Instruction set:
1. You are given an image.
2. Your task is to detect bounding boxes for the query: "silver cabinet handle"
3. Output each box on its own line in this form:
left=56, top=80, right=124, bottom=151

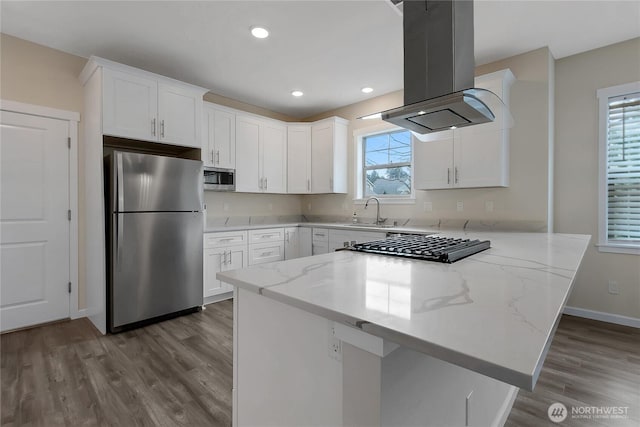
left=307, top=179, right=310, bottom=191
left=160, top=120, right=165, bottom=138
left=216, top=150, right=220, bottom=165
left=229, top=250, right=233, bottom=264
left=210, top=150, right=214, bottom=163
left=264, top=177, right=268, bottom=190
left=151, top=118, right=156, bottom=136
left=219, top=252, right=223, bottom=270
left=455, top=167, right=459, bottom=184
left=447, top=168, right=451, bottom=184
left=285, top=231, right=290, bottom=243
left=260, top=251, right=273, bottom=257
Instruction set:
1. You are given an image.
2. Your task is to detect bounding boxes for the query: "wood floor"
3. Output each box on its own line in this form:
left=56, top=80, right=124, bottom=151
left=2, top=304, right=638, bottom=427
left=1, top=301, right=233, bottom=427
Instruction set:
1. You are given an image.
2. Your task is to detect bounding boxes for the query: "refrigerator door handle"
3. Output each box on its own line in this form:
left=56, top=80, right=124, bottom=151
left=116, top=214, right=123, bottom=269
left=116, top=152, right=124, bottom=212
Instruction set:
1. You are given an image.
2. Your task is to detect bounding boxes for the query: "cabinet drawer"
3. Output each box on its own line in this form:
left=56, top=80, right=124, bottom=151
left=204, top=230, right=247, bottom=248
left=248, top=241, right=285, bottom=266
left=248, top=228, right=285, bottom=244
left=312, top=228, right=329, bottom=243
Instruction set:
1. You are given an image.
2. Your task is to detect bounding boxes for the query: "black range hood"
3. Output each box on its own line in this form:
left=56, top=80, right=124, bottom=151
left=375, top=0, right=498, bottom=134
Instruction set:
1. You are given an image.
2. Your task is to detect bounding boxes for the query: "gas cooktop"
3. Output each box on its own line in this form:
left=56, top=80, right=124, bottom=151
left=348, top=235, right=490, bottom=263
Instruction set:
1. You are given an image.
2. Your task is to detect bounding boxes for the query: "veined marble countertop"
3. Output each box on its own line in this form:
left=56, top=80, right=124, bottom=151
left=217, top=230, right=590, bottom=391
left=204, top=221, right=438, bottom=235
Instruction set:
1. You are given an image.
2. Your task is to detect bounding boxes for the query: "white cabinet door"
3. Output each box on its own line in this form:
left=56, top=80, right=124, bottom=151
left=203, top=106, right=236, bottom=169
left=414, top=135, right=454, bottom=190
left=236, top=115, right=261, bottom=192
left=214, top=109, right=236, bottom=169
left=103, top=68, right=157, bottom=142
left=311, top=122, right=334, bottom=193
left=287, top=125, right=312, bottom=193
left=158, top=82, right=201, bottom=148
left=284, top=227, right=300, bottom=260
left=261, top=121, right=287, bottom=193
left=248, top=241, right=285, bottom=266
left=204, top=245, right=246, bottom=298
left=299, top=227, right=312, bottom=258
left=454, top=127, right=508, bottom=188
left=204, top=247, right=225, bottom=298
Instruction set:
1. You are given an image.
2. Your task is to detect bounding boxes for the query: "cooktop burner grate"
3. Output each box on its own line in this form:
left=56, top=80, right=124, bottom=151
left=348, top=235, right=490, bottom=263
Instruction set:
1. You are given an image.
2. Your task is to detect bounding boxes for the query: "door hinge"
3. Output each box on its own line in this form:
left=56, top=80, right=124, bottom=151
left=68, top=282, right=72, bottom=293
left=68, top=210, right=71, bottom=221
left=67, top=137, right=71, bottom=149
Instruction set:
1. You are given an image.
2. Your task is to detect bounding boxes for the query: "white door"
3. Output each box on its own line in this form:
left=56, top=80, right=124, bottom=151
left=204, top=247, right=225, bottom=298
left=287, top=126, right=311, bottom=193
left=284, top=227, right=300, bottom=260
left=261, top=122, right=287, bottom=194
left=102, top=68, right=158, bottom=142
left=454, top=127, right=508, bottom=188
left=0, top=111, right=70, bottom=332
left=158, top=82, right=201, bottom=148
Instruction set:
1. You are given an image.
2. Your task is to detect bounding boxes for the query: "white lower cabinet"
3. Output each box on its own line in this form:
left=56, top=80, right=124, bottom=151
left=284, top=227, right=300, bottom=260
left=311, top=228, right=329, bottom=255
left=204, top=231, right=248, bottom=300
left=248, top=228, right=285, bottom=266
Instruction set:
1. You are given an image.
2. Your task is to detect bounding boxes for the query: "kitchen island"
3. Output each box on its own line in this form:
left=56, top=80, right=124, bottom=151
left=217, top=231, right=590, bottom=426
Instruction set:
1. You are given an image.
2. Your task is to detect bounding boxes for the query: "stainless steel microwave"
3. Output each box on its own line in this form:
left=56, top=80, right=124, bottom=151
left=203, top=167, right=235, bottom=191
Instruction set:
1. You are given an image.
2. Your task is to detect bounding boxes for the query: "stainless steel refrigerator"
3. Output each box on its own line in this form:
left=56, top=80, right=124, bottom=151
left=105, top=151, right=203, bottom=333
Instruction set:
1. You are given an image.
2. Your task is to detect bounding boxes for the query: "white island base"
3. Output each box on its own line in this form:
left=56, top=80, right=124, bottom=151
left=234, top=287, right=518, bottom=427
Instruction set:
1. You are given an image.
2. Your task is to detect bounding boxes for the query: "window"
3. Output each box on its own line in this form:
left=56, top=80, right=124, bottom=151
left=597, top=82, right=640, bottom=254
left=360, top=129, right=413, bottom=199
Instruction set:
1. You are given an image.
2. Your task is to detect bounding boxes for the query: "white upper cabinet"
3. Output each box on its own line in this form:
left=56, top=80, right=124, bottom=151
left=236, top=115, right=287, bottom=193
left=414, top=69, right=515, bottom=190
left=261, top=121, right=287, bottom=193
left=287, top=125, right=312, bottom=193
left=103, top=68, right=158, bottom=142
left=203, top=103, right=236, bottom=169
left=235, top=115, right=261, bottom=192
left=157, top=83, right=202, bottom=148
left=311, top=117, right=348, bottom=194
left=82, top=56, right=207, bottom=148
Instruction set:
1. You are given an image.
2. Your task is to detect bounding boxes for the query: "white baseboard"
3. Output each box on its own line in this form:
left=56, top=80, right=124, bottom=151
left=203, top=292, right=233, bottom=306
left=563, top=306, right=640, bottom=328
left=71, top=308, right=88, bottom=320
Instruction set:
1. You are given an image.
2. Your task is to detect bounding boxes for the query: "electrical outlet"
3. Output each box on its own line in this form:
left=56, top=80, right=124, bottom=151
left=457, top=201, right=464, bottom=212
left=223, top=203, right=229, bottom=212
left=608, top=280, right=619, bottom=295
left=485, top=201, right=494, bottom=213
left=424, top=201, right=433, bottom=212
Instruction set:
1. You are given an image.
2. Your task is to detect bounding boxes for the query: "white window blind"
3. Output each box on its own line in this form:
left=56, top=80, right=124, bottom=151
left=606, top=91, right=640, bottom=242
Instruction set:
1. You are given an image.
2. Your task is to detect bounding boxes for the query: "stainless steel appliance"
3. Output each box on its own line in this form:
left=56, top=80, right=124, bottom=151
left=204, top=166, right=235, bottom=191
left=105, top=151, right=203, bottom=333
left=348, top=234, right=490, bottom=263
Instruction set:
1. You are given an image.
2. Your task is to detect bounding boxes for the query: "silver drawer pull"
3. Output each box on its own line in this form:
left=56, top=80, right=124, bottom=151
left=260, top=251, right=273, bottom=257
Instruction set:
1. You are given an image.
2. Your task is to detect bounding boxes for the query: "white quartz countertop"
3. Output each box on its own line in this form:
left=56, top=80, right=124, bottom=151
left=204, top=222, right=437, bottom=235
left=217, top=230, right=590, bottom=390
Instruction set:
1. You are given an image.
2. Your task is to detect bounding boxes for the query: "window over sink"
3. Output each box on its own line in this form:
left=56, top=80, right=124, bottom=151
left=355, top=127, right=414, bottom=202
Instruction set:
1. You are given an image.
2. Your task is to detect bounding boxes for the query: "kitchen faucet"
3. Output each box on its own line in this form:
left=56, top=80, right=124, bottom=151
left=364, top=197, right=387, bottom=225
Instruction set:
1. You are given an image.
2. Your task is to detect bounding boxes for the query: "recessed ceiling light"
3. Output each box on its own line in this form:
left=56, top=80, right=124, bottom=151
left=250, top=26, right=269, bottom=39
left=361, top=87, right=374, bottom=94
left=418, top=111, right=426, bottom=115
left=291, top=90, right=304, bottom=97
left=450, top=126, right=457, bottom=130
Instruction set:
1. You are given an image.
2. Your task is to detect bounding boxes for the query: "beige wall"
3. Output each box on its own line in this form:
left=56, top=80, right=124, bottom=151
left=302, top=48, right=554, bottom=227
left=555, top=38, right=640, bottom=318
left=1, top=33, right=89, bottom=308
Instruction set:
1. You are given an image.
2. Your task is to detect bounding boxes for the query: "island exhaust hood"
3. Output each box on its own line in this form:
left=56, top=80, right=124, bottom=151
left=373, top=0, right=500, bottom=134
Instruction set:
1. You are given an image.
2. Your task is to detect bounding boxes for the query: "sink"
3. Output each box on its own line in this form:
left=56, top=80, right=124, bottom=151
left=344, top=223, right=396, bottom=229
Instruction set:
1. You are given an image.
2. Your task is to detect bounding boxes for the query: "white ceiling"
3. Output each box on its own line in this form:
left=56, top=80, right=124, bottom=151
left=2, top=1, right=639, bottom=119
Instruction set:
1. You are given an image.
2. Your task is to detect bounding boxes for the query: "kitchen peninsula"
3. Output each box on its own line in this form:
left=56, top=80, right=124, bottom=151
left=218, top=230, right=590, bottom=426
